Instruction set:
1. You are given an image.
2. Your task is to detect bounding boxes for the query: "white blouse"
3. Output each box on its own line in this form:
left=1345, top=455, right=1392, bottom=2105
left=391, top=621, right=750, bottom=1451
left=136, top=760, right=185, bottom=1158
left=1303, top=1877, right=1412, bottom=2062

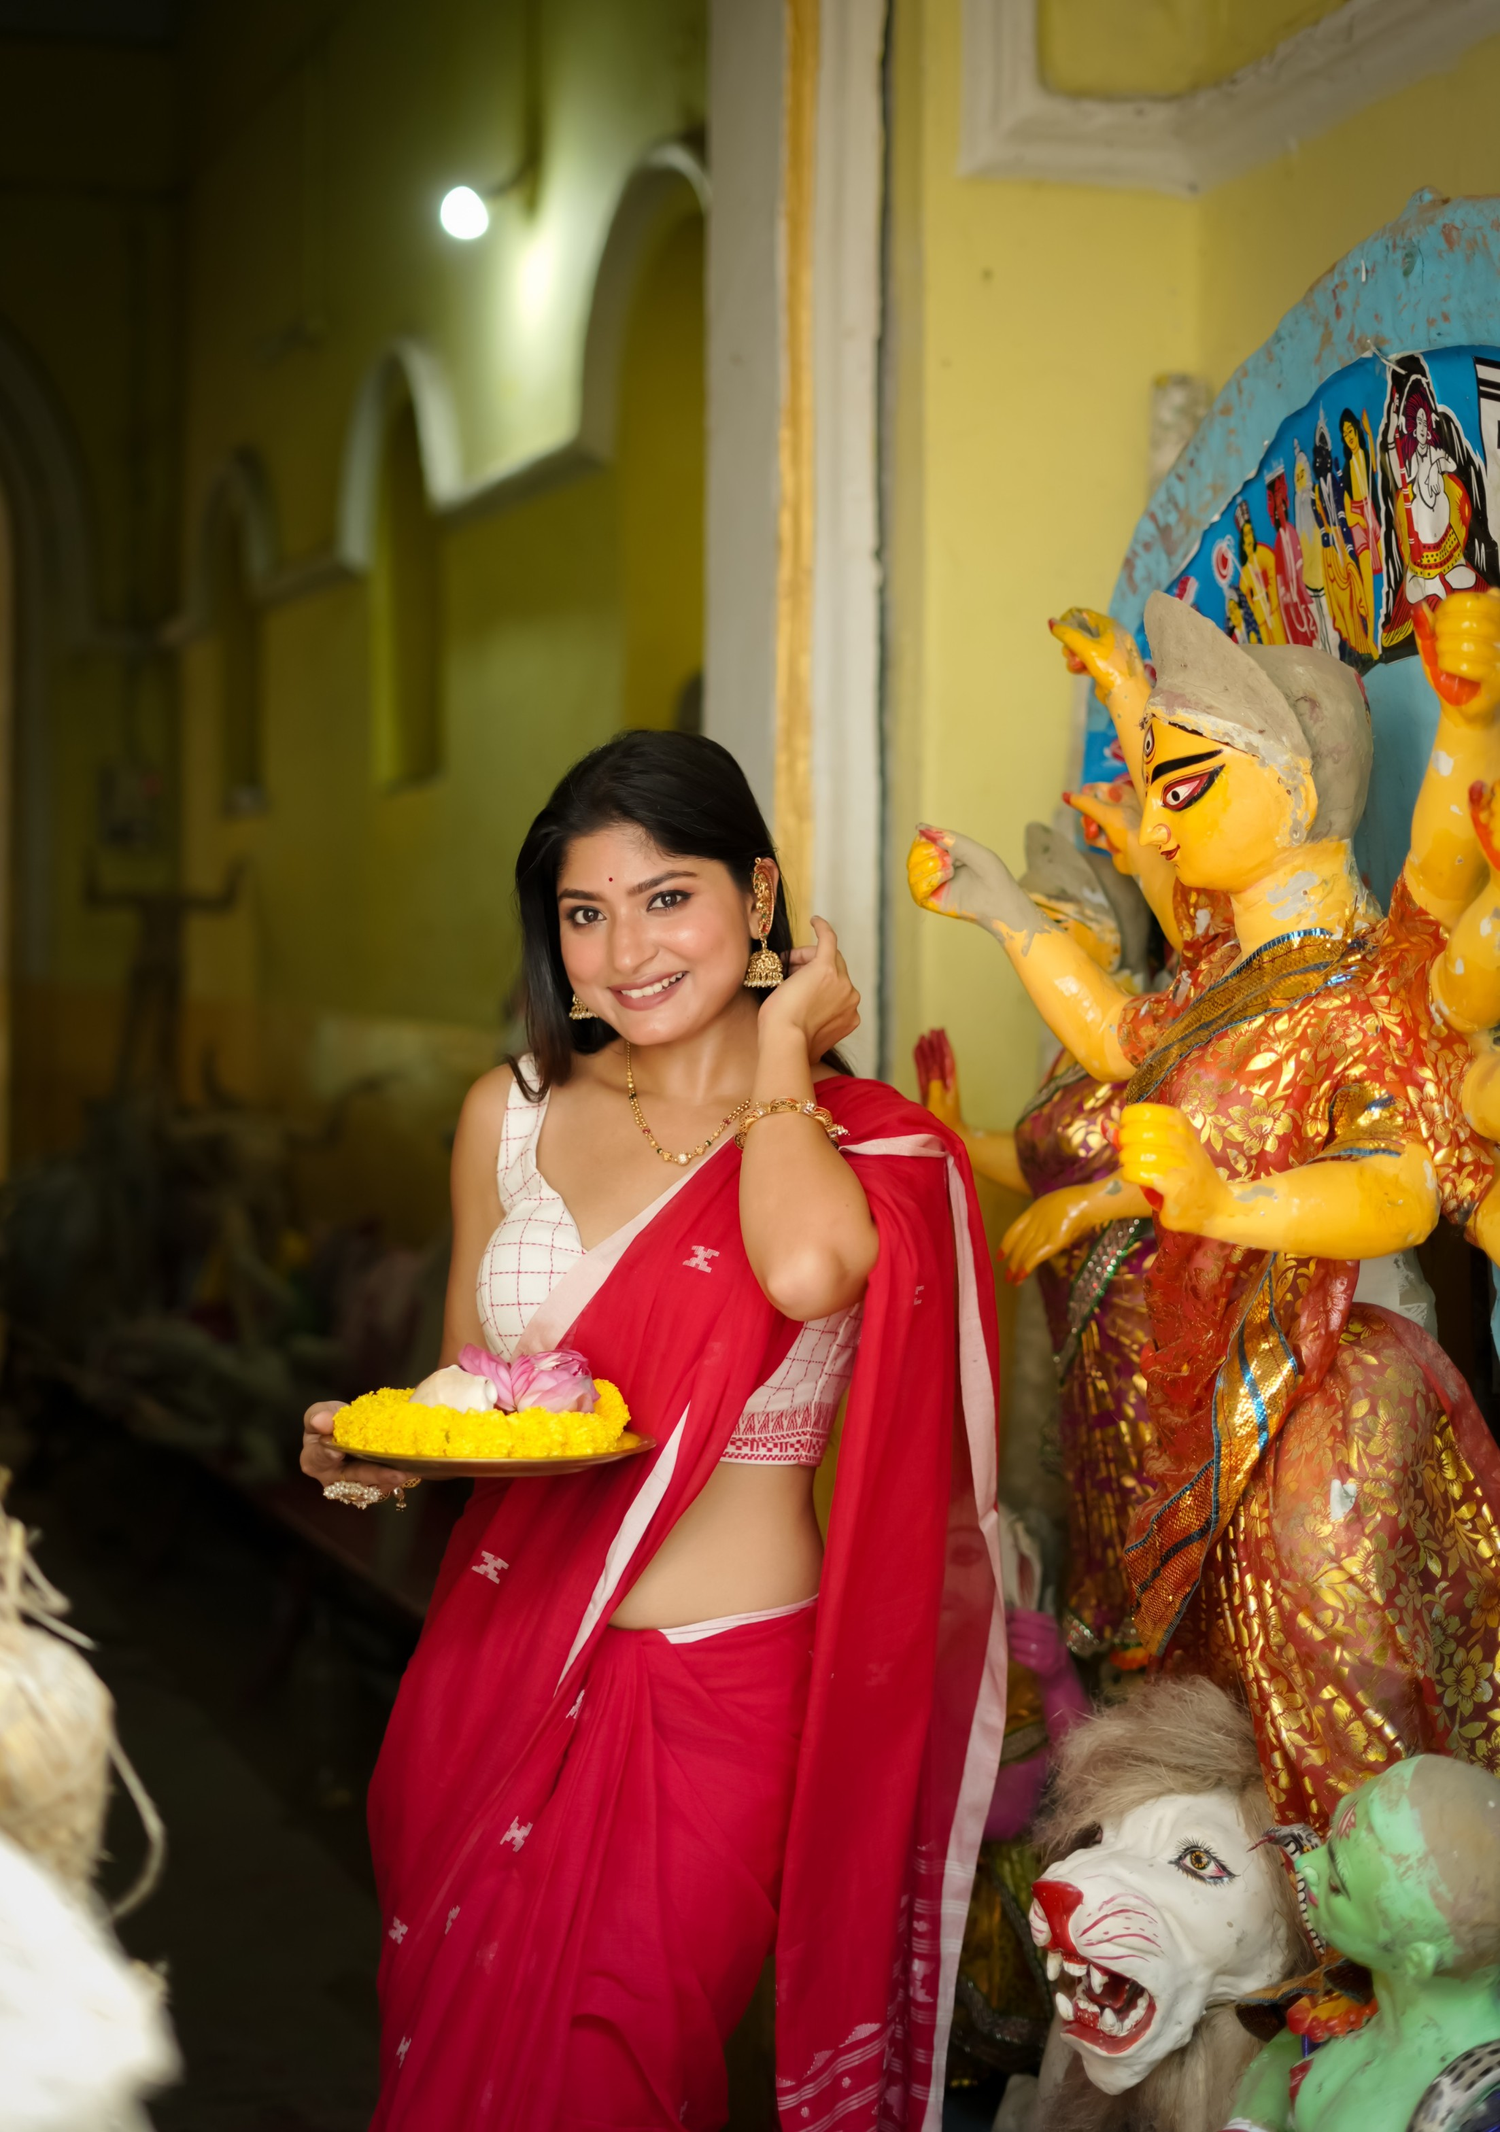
left=476, top=1066, right=860, bottom=1465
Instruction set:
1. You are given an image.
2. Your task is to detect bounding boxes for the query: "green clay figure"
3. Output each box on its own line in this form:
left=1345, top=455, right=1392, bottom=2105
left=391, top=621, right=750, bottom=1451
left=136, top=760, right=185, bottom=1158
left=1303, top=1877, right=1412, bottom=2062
left=1229, top=1756, right=1500, bottom=2132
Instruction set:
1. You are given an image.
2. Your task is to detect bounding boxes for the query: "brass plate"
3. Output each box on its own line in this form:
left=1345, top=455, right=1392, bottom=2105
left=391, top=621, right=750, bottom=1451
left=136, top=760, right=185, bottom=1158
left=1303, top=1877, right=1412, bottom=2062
left=343, top=1431, right=656, bottom=1480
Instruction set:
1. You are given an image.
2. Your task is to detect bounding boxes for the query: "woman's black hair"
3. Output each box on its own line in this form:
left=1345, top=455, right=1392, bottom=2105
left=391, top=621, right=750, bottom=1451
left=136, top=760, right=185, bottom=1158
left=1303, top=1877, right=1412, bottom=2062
left=511, top=729, right=843, bottom=1095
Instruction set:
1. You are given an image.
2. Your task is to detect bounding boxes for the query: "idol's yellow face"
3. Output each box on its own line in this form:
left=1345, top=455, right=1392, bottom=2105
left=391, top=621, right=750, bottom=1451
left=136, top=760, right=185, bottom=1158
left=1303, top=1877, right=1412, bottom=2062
left=1139, top=716, right=1301, bottom=892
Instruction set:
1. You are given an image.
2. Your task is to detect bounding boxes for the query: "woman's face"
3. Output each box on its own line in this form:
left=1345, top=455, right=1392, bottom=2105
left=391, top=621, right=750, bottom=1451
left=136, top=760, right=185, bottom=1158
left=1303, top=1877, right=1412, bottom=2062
left=1139, top=715, right=1301, bottom=891
left=556, top=822, right=763, bottom=1045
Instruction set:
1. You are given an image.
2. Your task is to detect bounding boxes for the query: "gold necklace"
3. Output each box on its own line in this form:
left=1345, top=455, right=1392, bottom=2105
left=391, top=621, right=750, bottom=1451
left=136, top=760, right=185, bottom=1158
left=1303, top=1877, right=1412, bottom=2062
left=624, top=1043, right=753, bottom=1167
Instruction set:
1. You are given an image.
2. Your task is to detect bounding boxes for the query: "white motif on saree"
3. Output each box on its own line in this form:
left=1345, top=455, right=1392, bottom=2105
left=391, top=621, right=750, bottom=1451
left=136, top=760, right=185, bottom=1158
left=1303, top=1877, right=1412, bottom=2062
left=473, top=1552, right=509, bottom=1583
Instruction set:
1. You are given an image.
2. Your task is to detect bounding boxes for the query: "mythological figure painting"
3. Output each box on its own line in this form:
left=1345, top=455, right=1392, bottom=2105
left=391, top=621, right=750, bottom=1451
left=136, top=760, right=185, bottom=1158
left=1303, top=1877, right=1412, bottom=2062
left=1080, top=346, right=1500, bottom=795
left=1378, top=352, right=1496, bottom=652
left=1265, top=465, right=1319, bottom=649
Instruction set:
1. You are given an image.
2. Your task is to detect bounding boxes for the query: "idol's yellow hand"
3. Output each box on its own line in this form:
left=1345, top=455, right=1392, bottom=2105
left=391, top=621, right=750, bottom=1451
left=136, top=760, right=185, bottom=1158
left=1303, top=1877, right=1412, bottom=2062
left=1463, top=1037, right=1500, bottom=1141
left=1066, top=788, right=1141, bottom=874
left=1000, top=1182, right=1103, bottom=1278
left=1472, top=1174, right=1500, bottom=1266
left=1051, top=608, right=1153, bottom=798
left=1049, top=607, right=1151, bottom=716
left=908, top=829, right=958, bottom=916
left=1116, top=1103, right=1234, bottom=1232
left=1428, top=786, right=1500, bottom=1033
left=1066, top=785, right=1183, bottom=949
left=908, top=826, right=1032, bottom=933
left=914, top=1028, right=1028, bottom=1191
left=915, top=1027, right=962, bottom=1129
left=1416, top=589, right=1500, bottom=725
left=1472, top=778, right=1500, bottom=873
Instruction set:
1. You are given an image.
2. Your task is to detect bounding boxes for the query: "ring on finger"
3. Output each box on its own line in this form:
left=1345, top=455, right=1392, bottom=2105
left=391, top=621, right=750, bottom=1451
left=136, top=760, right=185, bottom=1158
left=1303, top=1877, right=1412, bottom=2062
left=323, top=1479, right=383, bottom=1511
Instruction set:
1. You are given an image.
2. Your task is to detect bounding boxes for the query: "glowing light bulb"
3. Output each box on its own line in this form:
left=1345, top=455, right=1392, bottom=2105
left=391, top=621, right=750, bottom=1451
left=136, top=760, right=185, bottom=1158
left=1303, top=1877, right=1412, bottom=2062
left=440, top=186, right=490, bottom=241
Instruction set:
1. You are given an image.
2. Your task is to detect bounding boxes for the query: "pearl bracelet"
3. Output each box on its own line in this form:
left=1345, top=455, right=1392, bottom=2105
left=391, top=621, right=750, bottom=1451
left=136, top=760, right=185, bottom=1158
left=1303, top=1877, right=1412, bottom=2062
left=734, top=1099, right=849, bottom=1150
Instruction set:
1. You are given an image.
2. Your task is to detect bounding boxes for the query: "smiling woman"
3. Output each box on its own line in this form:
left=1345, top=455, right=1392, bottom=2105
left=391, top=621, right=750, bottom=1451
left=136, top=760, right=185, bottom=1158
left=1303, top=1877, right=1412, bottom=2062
left=298, top=729, right=1007, bottom=2131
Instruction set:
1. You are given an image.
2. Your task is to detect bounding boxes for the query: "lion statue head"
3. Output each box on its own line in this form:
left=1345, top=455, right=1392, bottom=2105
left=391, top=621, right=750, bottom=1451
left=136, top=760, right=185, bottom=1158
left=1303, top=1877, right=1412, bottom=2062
left=1027, top=1675, right=1310, bottom=2132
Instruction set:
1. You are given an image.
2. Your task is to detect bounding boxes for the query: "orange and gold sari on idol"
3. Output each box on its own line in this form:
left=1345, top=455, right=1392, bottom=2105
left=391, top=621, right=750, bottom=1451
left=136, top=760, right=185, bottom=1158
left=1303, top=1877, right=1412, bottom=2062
left=1014, top=887, right=1234, bottom=1668
left=1013, top=1058, right=1156, bottom=1665
left=1117, top=878, right=1500, bottom=1830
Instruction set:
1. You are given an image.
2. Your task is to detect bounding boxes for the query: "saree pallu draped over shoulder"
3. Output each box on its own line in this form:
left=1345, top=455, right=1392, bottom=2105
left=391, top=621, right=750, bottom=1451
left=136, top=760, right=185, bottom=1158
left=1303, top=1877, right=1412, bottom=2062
left=366, top=1077, right=1006, bottom=2132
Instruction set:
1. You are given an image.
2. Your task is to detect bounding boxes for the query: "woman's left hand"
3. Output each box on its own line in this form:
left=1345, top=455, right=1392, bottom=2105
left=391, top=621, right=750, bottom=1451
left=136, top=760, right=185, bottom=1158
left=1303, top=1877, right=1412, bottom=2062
left=758, top=916, right=860, bottom=1062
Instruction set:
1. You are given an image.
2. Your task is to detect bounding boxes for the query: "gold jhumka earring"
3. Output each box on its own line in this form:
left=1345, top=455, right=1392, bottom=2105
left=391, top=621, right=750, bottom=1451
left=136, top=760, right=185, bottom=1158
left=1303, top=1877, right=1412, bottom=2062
left=743, top=861, right=784, bottom=989
left=569, top=993, right=593, bottom=1020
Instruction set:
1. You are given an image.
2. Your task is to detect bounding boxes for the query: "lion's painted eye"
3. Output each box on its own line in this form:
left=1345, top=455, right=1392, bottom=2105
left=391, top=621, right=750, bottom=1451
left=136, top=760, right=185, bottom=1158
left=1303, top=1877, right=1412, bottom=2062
left=1159, top=765, right=1223, bottom=814
left=1172, top=1842, right=1235, bottom=1885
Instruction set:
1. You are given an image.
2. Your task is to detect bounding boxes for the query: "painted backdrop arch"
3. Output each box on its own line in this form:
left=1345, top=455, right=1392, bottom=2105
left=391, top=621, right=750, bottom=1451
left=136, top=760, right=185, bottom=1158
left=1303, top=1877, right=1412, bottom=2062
left=1099, top=189, right=1500, bottom=905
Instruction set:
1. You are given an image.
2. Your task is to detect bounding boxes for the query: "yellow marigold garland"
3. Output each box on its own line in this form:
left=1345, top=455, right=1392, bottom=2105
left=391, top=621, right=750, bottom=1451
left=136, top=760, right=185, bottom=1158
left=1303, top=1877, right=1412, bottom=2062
left=333, top=1379, right=631, bottom=1462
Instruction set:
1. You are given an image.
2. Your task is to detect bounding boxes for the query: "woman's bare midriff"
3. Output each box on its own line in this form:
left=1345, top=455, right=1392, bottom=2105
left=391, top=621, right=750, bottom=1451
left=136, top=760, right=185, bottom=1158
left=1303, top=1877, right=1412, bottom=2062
left=608, top=1460, right=824, bottom=1630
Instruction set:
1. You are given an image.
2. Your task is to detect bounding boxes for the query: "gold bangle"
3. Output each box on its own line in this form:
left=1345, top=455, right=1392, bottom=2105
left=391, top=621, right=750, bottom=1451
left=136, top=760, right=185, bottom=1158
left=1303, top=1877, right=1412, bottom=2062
left=734, top=1099, right=849, bottom=1150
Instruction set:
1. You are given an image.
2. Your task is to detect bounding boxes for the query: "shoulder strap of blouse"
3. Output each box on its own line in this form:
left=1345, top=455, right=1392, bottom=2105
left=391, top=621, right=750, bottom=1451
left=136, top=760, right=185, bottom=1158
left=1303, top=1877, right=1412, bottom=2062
left=497, top=1061, right=548, bottom=1199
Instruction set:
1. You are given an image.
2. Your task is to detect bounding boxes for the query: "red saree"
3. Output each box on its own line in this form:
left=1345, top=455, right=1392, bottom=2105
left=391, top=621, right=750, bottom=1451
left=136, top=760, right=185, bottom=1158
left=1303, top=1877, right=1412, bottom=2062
left=365, top=1076, right=1005, bottom=2131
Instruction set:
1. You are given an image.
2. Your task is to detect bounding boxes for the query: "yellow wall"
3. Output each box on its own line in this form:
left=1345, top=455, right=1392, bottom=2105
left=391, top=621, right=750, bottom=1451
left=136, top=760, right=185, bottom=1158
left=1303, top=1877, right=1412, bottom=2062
left=177, top=0, right=705, bottom=571
left=888, top=0, right=1199, bottom=1141
left=1040, top=0, right=1344, bottom=98
left=1197, top=33, right=1500, bottom=392
left=0, top=39, right=184, bottom=1162
left=888, top=5, right=1500, bottom=1160
left=1, top=0, right=706, bottom=1244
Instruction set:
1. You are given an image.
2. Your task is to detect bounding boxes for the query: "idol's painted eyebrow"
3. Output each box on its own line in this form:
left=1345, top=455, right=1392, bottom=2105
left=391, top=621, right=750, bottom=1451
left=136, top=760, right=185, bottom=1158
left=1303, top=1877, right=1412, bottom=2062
left=1150, top=747, right=1222, bottom=786
left=557, top=867, right=700, bottom=903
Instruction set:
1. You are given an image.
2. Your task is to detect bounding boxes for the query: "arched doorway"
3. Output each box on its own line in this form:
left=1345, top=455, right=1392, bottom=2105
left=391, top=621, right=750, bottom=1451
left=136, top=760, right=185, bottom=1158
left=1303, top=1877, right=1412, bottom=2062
left=615, top=206, right=706, bottom=735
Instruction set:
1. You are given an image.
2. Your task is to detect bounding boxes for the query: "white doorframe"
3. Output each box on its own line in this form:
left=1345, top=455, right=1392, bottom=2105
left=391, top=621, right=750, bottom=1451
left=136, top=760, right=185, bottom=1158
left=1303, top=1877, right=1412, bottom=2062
left=705, top=0, right=888, bottom=1072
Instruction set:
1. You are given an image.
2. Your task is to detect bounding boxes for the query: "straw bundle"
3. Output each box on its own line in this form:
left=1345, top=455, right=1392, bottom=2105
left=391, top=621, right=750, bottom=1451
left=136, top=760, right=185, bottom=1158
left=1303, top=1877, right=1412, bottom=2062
left=0, top=1491, right=164, bottom=1914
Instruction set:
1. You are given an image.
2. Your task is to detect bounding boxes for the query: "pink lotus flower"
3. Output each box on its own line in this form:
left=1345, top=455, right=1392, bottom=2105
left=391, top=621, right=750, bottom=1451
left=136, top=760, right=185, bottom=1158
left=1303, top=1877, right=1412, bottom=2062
left=457, top=1344, right=598, bottom=1414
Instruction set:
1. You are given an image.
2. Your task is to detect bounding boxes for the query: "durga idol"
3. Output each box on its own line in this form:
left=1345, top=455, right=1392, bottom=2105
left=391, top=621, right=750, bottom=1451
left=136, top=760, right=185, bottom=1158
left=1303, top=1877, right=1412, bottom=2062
left=911, top=589, right=1500, bottom=1829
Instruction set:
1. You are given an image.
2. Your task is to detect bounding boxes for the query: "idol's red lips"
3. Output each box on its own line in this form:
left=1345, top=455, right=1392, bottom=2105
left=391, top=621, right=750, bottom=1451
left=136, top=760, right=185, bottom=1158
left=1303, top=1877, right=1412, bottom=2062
left=609, top=970, right=689, bottom=1012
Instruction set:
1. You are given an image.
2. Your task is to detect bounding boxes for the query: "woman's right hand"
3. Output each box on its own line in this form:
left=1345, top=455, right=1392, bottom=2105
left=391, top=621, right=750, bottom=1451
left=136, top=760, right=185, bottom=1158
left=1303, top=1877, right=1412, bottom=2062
left=300, top=1400, right=420, bottom=1498
left=760, top=915, right=861, bottom=1063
